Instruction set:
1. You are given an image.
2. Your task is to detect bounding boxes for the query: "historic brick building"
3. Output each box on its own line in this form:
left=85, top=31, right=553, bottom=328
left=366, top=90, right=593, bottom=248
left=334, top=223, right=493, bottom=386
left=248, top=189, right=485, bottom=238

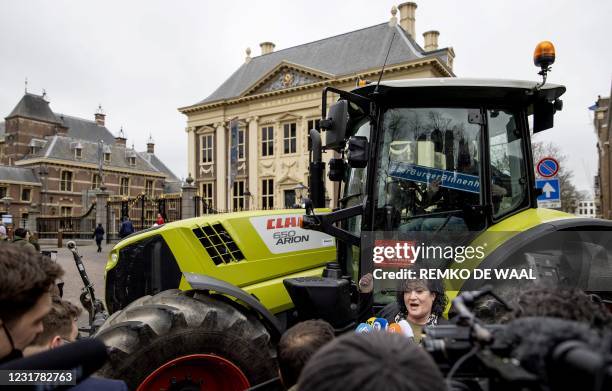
left=180, top=2, right=455, bottom=211
left=594, top=88, right=611, bottom=219
left=0, top=92, right=180, bottom=228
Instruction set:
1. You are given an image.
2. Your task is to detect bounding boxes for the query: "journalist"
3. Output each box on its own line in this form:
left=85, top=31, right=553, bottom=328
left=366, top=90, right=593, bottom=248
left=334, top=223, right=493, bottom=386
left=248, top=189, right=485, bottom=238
left=298, top=331, right=446, bottom=391
left=277, top=319, right=335, bottom=391
left=23, top=297, right=127, bottom=390
left=0, top=243, right=64, bottom=364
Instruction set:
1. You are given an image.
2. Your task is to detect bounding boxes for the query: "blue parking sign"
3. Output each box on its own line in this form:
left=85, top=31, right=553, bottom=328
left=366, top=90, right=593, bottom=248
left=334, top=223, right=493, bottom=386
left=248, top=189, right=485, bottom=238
left=536, top=178, right=560, bottom=202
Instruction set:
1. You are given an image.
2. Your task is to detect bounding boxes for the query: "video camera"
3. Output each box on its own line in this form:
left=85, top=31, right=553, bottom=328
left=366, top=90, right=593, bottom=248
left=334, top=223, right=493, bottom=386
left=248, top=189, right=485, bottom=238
left=423, top=287, right=612, bottom=391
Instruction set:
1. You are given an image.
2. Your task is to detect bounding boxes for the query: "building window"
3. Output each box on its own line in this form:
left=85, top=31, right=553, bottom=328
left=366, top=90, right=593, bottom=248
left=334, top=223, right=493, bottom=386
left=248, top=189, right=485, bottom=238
left=238, top=128, right=245, bottom=160
left=120, top=177, right=129, bottom=196
left=232, top=181, right=245, bottom=211
left=590, top=209, right=594, bottom=215
left=75, top=148, right=82, bottom=159
left=60, top=171, right=73, bottom=192
left=261, top=126, right=274, bottom=157
left=283, top=123, right=297, bottom=154
left=104, top=152, right=111, bottom=163
left=60, top=206, right=72, bottom=217
left=262, top=179, right=274, bottom=209
left=200, top=134, right=214, bottom=163
left=92, top=174, right=101, bottom=190
left=21, top=187, right=31, bottom=202
left=146, top=180, right=154, bottom=197
left=30, top=146, right=40, bottom=155
left=201, top=182, right=214, bottom=212
left=307, top=119, right=320, bottom=151
left=0, top=143, right=5, bottom=160
left=128, top=156, right=136, bottom=166
left=0, top=186, right=7, bottom=199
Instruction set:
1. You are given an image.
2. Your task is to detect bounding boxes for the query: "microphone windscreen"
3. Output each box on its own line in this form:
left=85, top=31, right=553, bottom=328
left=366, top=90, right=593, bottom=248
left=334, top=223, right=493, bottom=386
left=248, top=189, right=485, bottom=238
left=387, top=323, right=402, bottom=334
left=366, top=317, right=376, bottom=326
left=356, top=323, right=373, bottom=334
left=398, top=320, right=415, bottom=338
left=373, top=318, right=389, bottom=331
left=0, top=338, right=108, bottom=382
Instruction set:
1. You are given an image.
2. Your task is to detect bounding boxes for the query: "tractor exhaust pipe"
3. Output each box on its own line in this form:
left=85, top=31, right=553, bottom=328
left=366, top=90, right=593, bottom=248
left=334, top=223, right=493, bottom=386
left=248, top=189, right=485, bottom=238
left=309, top=128, right=325, bottom=208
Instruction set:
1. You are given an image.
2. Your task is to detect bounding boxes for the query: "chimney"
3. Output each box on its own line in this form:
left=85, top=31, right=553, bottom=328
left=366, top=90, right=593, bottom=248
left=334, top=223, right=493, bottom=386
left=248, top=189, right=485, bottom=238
left=95, top=104, right=105, bottom=126
left=115, top=126, right=126, bottom=147
left=260, top=42, right=275, bottom=55
left=398, top=2, right=417, bottom=38
left=146, top=134, right=155, bottom=154
left=423, top=30, right=439, bottom=51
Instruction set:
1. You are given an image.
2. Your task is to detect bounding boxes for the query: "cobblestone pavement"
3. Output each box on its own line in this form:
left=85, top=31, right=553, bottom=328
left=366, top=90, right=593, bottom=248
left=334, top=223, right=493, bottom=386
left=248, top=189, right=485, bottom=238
left=41, top=242, right=111, bottom=330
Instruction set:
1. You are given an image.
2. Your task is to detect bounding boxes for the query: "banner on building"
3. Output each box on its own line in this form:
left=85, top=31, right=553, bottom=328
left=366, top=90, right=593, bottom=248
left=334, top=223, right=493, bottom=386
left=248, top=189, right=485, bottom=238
left=228, top=119, right=239, bottom=191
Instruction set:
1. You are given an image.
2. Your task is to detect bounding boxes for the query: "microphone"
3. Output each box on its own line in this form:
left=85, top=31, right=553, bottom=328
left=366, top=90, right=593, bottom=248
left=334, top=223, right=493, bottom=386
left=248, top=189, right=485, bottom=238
left=372, top=318, right=389, bottom=331
left=66, top=240, right=77, bottom=250
left=387, top=323, right=402, bottom=334
left=397, top=320, right=415, bottom=338
left=0, top=338, right=108, bottom=384
left=356, top=323, right=373, bottom=334
left=500, top=317, right=606, bottom=387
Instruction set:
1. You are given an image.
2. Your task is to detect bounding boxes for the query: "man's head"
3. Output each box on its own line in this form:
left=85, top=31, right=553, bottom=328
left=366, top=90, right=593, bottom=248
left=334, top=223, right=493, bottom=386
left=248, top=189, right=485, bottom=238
left=277, top=319, right=335, bottom=389
left=13, top=227, right=27, bottom=239
left=23, top=297, right=81, bottom=356
left=298, top=332, right=446, bottom=391
left=509, top=286, right=612, bottom=330
left=0, top=244, right=64, bottom=358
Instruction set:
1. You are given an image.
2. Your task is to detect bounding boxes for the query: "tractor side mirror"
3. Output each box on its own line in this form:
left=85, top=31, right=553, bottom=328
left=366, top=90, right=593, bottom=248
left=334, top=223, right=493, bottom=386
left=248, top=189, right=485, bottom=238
left=347, top=136, right=369, bottom=168
left=328, top=158, right=346, bottom=182
left=533, top=99, right=562, bottom=132
left=321, top=100, right=348, bottom=149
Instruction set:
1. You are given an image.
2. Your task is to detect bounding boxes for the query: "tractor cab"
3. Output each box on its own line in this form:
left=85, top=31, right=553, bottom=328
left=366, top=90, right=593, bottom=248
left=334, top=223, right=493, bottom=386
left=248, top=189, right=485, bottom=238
left=286, top=42, right=612, bottom=330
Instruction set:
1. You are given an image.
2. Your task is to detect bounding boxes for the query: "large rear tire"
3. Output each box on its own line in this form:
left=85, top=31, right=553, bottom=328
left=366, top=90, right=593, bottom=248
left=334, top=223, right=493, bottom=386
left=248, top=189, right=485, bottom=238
left=95, top=289, right=278, bottom=390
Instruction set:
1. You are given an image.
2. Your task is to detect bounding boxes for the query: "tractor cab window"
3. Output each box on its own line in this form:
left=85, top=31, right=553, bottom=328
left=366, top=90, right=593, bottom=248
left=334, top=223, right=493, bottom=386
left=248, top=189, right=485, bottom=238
left=487, top=109, right=528, bottom=219
left=376, top=108, right=484, bottom=232
left=343, top=119, right=370, bottom=282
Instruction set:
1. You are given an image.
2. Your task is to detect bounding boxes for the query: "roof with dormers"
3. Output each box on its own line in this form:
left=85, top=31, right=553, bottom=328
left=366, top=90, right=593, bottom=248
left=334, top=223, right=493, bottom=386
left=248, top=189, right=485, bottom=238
left=181, top=22, right=453, bottom=110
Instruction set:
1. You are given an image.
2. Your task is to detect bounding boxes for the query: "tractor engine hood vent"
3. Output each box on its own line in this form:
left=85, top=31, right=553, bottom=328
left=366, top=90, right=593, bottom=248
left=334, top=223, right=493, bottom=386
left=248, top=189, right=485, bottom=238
left=192, top=223, right=245, bottom=265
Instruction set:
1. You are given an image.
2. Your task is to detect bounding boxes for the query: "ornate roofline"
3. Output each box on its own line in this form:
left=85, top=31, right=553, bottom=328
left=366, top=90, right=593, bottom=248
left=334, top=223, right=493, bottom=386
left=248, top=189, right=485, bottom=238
left=178, top=56, right=454, bottom=114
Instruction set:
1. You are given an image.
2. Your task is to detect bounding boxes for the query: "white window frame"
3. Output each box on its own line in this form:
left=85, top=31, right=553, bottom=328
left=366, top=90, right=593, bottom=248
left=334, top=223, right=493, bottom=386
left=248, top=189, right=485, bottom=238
left=92, top=173, right=101, bottom=190
left=145, top=180, right=154, bottom=197
left=232, top=180, right=245, bottom=211
left=262, top=178, right=274, bottom=209
left=20, top=186, right=32, bottom=202
left=200, top=134, right=214, bottom=164
left=120, top=177, right=130, bottom=196
left=201, top=182, right=214, bottom=211
left=283, top=122, right=297, bottom=154
left=60, top=170, right=73, bottom=192
left=104, top=152, right=111, bottom=163
left=261, top=126, right=274, bottom=157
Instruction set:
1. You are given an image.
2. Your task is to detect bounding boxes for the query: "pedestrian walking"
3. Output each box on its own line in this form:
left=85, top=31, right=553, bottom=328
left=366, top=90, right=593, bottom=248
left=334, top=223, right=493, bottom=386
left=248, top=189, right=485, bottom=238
left=0, top=224, right=7, bottom=240
left=93, top=223, right=105, bottom=252
left=119, top=216, right=134, bottom=239
left=156, top=213, right=165, bottom=225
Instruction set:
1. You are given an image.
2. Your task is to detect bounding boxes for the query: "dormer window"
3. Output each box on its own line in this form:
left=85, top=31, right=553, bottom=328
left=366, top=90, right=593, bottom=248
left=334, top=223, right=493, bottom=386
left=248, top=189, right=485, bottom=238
left=75, top=147, right=82, bottom=159
left=129, top=156, right=136, bottom=166
left=28, top=139, right=46, bottom=155
left=103, top=144, right=112, bottom=163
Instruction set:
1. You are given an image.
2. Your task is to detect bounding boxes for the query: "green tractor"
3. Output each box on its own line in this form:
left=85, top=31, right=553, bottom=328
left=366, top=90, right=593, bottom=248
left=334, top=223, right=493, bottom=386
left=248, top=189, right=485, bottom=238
left=98, top=42, right=612, bottom=390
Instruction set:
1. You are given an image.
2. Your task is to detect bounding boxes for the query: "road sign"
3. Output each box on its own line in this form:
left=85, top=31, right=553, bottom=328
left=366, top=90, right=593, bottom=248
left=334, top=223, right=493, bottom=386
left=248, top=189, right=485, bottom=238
left=536, top=178, right=561, bottom=202
left=538, top=200, right=561, bottom=209
left=536, top=157, right=559, bottom=178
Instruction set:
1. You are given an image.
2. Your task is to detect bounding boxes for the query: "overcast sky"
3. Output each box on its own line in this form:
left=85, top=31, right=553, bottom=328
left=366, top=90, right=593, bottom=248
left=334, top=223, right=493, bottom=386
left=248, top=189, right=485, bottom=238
left=1, top=0, right=610, bottom=193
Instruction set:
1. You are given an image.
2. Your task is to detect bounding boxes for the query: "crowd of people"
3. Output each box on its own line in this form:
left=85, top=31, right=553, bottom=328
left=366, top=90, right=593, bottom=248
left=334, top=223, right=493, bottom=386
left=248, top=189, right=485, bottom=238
left=1, top=237, right=611, bottom=390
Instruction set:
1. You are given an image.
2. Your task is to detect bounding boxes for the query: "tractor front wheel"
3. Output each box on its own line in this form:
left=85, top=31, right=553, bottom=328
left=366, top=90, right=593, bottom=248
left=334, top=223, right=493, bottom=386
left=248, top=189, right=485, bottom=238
left=95, top=289, right=277, bottom=390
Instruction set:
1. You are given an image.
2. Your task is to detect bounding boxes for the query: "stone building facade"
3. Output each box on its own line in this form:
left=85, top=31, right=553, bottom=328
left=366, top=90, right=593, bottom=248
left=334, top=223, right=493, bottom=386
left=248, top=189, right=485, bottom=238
left=180, top=3, right=455, bottom=212
left=594, top=88, right=611, bottom=219
left=0, top=92, right=180, bottom=228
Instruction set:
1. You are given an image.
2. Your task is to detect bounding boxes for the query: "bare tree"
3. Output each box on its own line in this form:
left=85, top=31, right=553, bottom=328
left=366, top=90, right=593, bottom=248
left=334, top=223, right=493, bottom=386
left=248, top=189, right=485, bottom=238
left=532, top=141, right=580, bottom=213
